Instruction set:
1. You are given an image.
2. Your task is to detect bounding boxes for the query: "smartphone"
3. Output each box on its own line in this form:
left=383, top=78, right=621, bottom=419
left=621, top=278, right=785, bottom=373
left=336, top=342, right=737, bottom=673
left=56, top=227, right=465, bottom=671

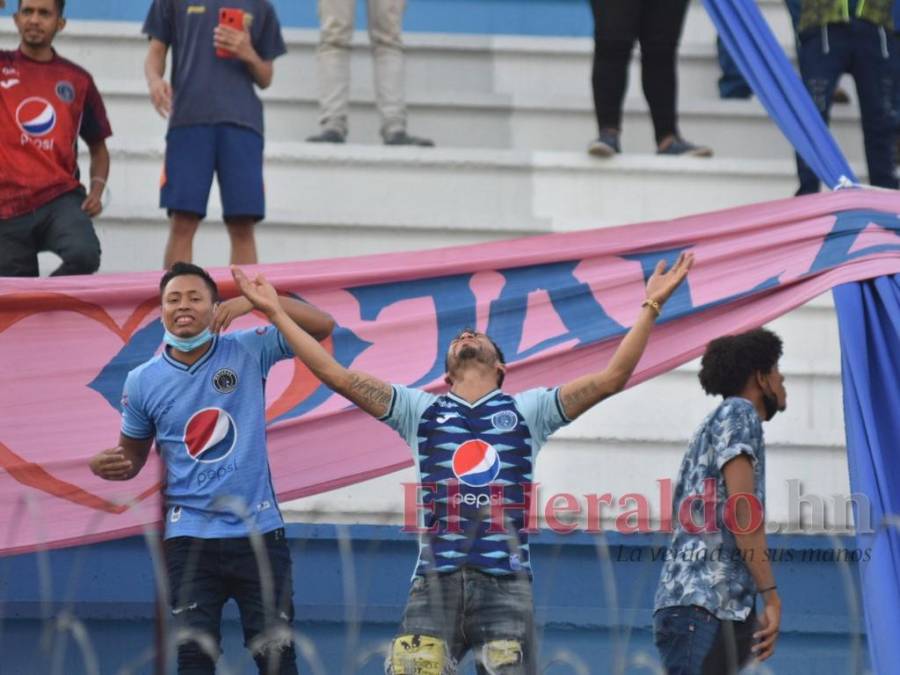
left=216, top=8, right=245, bottom=59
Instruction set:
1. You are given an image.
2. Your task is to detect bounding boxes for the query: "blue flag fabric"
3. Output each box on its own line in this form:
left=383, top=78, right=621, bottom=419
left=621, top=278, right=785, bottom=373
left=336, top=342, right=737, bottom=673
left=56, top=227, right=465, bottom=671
left=834, top=276, right=900, bottom=674
left=702, top=0, right=858, bottom=189
left=703, top=1, right=900, bottom=670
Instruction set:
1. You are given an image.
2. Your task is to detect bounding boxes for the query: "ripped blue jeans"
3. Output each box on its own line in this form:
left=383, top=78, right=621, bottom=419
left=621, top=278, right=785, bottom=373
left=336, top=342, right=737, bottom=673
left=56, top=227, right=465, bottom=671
left=165, top=528, right=297, bottom=675
left=388, top=567, right=537, bottom=674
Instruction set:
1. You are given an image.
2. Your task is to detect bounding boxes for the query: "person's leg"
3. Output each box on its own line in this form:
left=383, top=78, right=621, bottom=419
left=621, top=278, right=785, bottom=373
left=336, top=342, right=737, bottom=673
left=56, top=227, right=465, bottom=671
left=386, top=570, right=464, bottom=674
left=228, top=530, right=298, bottom=675
left=784, top=0, right=801, bottom=34
left=0, top=211, right=41, bottom=277
left=850, top=20, right=899, bottom=189
left=794, top=25, right=847, bottom=195
left=653, top=606, right=721, bottom=675
left=464, top=571, right=537, bottom=675
left=165, top=537, right=228, bottom=675
left=369, top=0, right=406, bottom=137
left=639, top=0, right=690, bottom=145
left=312, top=0, right=354, bottom=139
left=217, top=125, right=265, bottom=264
left=35, top=189, right=101, bottom=276
left=161, top=126, right=215, bottom=267
left=893, top=32, right=900, bottom=167
left=589, top=0, right=642, bottom=139
left=717, top=37, right=752, bottom=99
left=700, top=611, right=757, bottom=675
left=165, top=212, right=201, bottom=268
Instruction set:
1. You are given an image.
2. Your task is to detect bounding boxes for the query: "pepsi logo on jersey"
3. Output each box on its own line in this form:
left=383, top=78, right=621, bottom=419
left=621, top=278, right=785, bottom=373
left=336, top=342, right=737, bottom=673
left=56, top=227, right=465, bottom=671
left=451, top=439, right=501, bottom=487
left=184, top=407, right=237, bottom=463
left=16, top=97, right=56, bottom=150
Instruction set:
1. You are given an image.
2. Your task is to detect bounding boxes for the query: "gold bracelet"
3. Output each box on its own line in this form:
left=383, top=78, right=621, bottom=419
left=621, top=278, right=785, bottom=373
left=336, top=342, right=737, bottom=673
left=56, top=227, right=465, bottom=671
left=641, top=298, right=661, bottom=317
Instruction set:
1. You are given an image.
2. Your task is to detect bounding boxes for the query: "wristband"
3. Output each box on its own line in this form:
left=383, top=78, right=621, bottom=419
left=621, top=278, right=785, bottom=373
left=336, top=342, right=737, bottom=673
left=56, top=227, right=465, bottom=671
left=758, top=584, right=777, bottom=594
left=641, top=298, right=662, bottom=317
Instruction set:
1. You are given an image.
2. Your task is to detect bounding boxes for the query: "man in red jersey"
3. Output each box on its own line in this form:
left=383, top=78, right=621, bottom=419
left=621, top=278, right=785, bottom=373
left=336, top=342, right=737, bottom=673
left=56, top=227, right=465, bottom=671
left=0, top=0, right=112, bottom=277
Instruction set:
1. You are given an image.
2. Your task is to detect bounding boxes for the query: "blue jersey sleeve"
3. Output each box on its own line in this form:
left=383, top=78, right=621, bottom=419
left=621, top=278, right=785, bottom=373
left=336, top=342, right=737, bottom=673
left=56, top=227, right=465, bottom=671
left=379, top=385, right=438, bottom=450
left=253, top=3, right=287, bottom=61
left=120, top=369, right=154, bottom=440
left=514, top=387, right=571, bottom=454
left=714, top=401, right=762, bottom=471
left=142, top=0, right=173, bottom=44
left=232, top=326, right=294, bottom=377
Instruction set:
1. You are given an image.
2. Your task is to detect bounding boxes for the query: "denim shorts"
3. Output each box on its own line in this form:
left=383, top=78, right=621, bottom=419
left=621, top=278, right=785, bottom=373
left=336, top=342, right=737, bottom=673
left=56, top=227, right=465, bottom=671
left=653, top=605, right=756, bottom=675
left=390, top=567, right=537, bottom=674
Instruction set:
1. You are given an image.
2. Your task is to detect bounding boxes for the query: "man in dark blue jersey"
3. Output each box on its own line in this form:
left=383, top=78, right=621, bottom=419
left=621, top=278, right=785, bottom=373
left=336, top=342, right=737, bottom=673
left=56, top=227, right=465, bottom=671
left=89, top=262, right=334, bottom=675
left=229, top=252, right=693, bottom=674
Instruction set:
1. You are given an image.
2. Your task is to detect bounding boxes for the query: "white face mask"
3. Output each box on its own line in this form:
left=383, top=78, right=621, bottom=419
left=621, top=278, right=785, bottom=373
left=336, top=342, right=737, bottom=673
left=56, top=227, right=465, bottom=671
left=163, top=328, right=213, bottom=353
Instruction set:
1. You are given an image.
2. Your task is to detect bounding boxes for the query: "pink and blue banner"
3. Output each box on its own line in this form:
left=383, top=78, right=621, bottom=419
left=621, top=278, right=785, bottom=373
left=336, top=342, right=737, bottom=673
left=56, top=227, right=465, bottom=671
left=1, top=189, right=899, bottom=557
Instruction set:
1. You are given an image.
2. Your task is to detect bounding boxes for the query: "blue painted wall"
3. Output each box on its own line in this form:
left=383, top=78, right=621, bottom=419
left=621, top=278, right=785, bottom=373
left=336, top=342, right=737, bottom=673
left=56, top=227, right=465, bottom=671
left=0, top=525, right=869, bottom=674
left=1, top=0, right=595, bottom=37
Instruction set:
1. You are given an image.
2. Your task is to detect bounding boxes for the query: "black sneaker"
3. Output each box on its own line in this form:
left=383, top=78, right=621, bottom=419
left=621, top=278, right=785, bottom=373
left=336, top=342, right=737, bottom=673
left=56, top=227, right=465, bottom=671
left=306, top=128, right=346, bottom=143
left=588, top=130, right=621, bottom=157
left=657, top=136, right=713, bottom=157
left=383, top=130, right=435, bottom=147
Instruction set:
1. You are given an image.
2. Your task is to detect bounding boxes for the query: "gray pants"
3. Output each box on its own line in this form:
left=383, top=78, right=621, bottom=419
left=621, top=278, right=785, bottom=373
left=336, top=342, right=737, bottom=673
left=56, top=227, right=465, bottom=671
left=316, top=0, right=408, bottom=137
left=386, top=568, right=537, bottom=674
left=0, top=188, right=101, bottom=277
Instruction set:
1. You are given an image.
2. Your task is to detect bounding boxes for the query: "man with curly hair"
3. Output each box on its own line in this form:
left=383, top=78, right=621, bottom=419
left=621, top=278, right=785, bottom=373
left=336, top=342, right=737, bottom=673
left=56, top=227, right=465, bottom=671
left=654, top=328, right=786, bottom=675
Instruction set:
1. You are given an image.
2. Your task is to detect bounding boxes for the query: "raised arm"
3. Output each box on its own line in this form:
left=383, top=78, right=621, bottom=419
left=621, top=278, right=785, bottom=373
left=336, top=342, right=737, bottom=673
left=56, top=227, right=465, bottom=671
left=89, top=434, right=154, bottom=481
left=558, top=252, right=693, bottom=420
left=231, top=267, right=393, bottom=418
left=212, top=293, right=335, bottom=341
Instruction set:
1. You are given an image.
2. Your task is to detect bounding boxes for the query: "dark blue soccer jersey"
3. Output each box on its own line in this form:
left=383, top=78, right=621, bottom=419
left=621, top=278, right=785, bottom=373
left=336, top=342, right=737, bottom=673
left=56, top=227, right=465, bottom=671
left=381, top=387, right=570, bottom=577
left=120, top=328, right=293, bottom=539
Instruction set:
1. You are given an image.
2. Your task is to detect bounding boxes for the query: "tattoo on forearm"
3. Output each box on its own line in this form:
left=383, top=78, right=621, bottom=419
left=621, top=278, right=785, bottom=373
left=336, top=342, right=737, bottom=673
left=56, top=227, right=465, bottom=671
left=562, top=381, right=601, bottom=411
left=347, top=374, right=392, bottom=410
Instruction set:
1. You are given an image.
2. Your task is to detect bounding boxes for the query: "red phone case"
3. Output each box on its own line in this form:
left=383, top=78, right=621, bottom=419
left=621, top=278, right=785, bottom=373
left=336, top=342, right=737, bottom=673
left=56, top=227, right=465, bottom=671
left=216, top=8, right=244, bottom=59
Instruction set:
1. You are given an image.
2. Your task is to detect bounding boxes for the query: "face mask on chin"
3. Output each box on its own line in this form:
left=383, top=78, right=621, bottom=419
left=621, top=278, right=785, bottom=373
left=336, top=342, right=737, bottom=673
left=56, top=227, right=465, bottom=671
left=761, top=391, right=780, bottom=421
left=164, top=328, right=213, bottom=353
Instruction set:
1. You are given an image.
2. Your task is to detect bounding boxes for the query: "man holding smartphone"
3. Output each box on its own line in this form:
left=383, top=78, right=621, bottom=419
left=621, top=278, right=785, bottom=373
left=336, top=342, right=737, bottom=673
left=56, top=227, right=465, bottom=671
left=143, top=0, right=286, bottom=269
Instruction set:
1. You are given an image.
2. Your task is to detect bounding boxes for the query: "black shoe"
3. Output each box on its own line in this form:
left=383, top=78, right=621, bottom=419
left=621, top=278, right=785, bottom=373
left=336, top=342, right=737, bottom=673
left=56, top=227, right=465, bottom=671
left=588, top=130, right=621, bottom=157
left=306, top=128, right=346, bottom=143
left=383, top=130, right=434, bottom=147
left=657, top=136, right=713, bottom=157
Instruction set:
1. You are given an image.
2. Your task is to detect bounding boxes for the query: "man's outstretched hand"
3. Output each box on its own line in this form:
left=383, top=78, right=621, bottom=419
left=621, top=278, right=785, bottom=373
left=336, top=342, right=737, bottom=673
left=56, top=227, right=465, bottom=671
left=645, top=252, right=694, bottom=307
left=231, top=266, right=282, bottom=319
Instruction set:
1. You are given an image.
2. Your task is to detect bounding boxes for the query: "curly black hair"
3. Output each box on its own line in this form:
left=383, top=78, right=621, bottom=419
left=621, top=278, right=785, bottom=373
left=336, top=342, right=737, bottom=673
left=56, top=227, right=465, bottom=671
left=698, top=328, right=783, bottom=398
left=159, top=262, right=220, bottom=303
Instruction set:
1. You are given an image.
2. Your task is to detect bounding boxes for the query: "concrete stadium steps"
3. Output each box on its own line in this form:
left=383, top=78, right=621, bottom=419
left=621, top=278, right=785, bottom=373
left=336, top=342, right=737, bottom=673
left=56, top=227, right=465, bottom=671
left=1, top=1, right=844, bottom=163
left=79, top=140, right=859, bottom=273
left=99, top=140, right=813, bottom=224
left=96, top=78, right=868, bottom=161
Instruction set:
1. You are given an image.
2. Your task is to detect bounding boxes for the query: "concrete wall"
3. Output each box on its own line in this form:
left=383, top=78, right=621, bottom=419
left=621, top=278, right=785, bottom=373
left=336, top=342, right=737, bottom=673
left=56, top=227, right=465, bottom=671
left=0, top=527, right=870, bottom=674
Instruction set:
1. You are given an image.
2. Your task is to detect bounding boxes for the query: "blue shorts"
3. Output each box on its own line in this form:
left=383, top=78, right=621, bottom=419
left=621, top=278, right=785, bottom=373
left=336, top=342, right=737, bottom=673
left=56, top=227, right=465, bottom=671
left=161, top=124, right=265, bottom=222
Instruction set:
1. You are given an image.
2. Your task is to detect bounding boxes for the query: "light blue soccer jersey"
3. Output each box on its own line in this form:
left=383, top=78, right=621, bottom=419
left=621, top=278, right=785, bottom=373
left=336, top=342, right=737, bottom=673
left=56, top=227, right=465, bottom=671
left=381, top=386, right=570, bottom=577
left=121, top=328, right=293, bottom=539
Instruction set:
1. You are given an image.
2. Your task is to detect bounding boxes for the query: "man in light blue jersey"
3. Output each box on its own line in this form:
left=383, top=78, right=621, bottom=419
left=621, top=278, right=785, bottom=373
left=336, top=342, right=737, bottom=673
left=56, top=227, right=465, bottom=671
left=88, top=262, right=334, bottom=675
left=228, top=252, right=694, bottom=675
